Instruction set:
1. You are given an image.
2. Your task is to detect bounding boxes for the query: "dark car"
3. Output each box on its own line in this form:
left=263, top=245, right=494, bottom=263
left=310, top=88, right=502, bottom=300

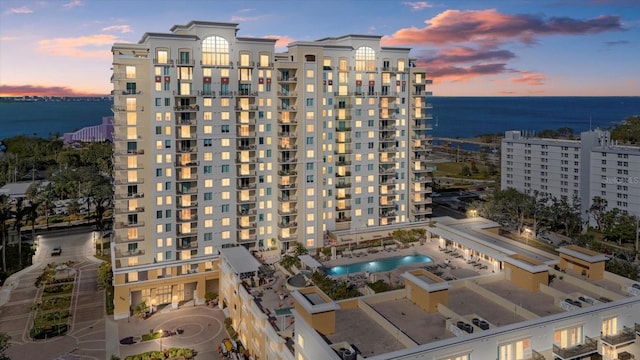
left=51, top=247, right=62, bottom=256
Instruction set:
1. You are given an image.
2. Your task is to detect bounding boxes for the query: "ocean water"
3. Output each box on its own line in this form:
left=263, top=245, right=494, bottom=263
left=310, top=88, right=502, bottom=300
left=0, top=100, right=113, bottom=139
left=1, top=97, right=639, bottom=140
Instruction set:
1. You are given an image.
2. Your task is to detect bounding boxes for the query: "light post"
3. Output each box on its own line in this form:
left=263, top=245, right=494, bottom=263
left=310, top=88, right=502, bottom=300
left=159, top=329, right=163, bottom=352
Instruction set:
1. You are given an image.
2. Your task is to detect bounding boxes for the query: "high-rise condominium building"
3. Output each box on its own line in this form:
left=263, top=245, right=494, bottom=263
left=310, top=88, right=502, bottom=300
left=110, top=21, right=433, bottom=319
left=501, top=129, right=640, bottom=226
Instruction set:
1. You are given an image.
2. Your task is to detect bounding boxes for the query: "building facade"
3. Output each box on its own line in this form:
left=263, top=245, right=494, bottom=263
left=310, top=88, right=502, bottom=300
left=219, top=218, right=640, bottom=360
left=501, top=129, right=640, bottom=225
left=110, top=21, right=433, bottom=319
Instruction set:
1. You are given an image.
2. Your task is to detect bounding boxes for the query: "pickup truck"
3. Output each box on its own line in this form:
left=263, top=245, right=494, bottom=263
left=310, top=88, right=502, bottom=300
left=51, top=247, right=62, bottom=256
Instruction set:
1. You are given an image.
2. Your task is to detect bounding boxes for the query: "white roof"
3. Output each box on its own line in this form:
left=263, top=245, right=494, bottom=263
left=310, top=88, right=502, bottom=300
left=299, top=254, right=322, bottom=270
left=220, top=246, right=261, bottom=274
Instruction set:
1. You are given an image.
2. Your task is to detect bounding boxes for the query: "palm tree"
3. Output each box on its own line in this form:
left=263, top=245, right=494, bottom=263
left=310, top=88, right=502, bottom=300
left=25, top=182, right=41, bottom=244
left=0, top=195, right=11, bottom=273
left=12, top=198, right=26, bottom=268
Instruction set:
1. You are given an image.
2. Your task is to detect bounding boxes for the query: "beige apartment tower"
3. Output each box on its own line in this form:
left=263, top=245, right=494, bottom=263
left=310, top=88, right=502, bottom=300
left=110, top=21, right=433, bottom=318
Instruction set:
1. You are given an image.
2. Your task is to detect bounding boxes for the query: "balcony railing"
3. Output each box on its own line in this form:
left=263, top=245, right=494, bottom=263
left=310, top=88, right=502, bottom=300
left=530, top=350, right=545, bottom=360
left=115, top=249, right=145, bottom=257
left=552, top=336, right=598, bottom=360
left=116, top=221, right=145, bottom=228
left=336, top=217, right=352, bottom=223
left=601, top=326, right=636, bottom=346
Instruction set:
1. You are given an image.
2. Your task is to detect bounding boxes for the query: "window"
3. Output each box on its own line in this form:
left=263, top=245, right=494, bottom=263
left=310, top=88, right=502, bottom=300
left=554, top=325, right=583, bottom=348
left=201, top=36, right=229, bottom=66
left=355, top=47, right=375, bottom=71
left=498, top=338, right=531, bottom=360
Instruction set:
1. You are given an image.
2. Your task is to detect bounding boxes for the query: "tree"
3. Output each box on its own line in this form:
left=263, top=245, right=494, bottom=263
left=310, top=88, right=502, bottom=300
left=0, top=195, right=10, bottom=274
left=589, top=196, right=608, bottom=230
left=610, top=115, right=640, bottom=145
left=25, top=183, right=41, bottom=247
left=0, top=331, right=11, bottom=360
left=602, top=210, right=637, bottom=245
left=11, top=199, right=26, bottom=268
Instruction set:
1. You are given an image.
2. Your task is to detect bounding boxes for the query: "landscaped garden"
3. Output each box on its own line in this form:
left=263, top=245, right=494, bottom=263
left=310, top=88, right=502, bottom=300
left=30, top=262, right=75, bottom=339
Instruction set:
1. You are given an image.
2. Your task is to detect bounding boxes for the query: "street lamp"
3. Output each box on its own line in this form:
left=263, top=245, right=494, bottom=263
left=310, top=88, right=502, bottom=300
left=159, top=329, right=163, bottom=351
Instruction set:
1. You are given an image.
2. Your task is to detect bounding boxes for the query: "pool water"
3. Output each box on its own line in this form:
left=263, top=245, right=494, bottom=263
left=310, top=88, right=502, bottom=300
left=325, top=254, right=432, bottom=276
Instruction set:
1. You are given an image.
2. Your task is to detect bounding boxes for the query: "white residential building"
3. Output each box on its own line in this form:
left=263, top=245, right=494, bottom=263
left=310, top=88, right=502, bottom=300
left=110, top=21, right=434, bottom=319
left=502, top=129, right=640, bottom=225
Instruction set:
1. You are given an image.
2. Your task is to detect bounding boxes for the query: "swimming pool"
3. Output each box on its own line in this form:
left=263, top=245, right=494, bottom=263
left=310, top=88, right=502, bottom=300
left=325, top=254, right=432, bottom=276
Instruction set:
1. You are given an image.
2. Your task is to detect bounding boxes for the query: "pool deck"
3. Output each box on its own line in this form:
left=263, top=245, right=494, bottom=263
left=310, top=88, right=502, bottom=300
left=321, top=239, right=496, bottom=286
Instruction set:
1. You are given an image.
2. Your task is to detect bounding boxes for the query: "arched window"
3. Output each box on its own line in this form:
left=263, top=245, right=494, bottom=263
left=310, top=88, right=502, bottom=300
left=355, top=46, right=375, bottom=71
left=202, top=36, right=229, bottom=66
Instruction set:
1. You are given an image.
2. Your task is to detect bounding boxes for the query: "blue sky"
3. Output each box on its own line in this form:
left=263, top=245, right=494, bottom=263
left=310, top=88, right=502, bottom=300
left=1, top=0, right=639, bottom=96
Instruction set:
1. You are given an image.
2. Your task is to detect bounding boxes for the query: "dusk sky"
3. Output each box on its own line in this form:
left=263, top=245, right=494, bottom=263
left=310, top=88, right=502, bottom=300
left=1, top=0, right=639, bottom=97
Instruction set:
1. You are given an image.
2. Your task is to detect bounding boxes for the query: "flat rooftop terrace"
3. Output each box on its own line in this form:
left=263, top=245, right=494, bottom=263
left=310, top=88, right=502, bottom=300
left=480, top=280, right=564, bottom=318
left=370, top=297, right=455, bottom=345
left=326, top=307, right=405, bottom=357
left=447, top=287, right=526, bottom=327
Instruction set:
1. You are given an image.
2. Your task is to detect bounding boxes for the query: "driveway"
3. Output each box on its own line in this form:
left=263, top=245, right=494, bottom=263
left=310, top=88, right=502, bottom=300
left=1, top=226, right=230, bottom=360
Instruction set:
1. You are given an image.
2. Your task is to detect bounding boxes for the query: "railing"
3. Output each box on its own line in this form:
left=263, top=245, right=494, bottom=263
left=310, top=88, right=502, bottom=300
left=277, top=208, right=297, bottom=215
left=174, top=105, right=199, bottom=112
left=601, top=326, right=636, bottom=346
left=177, top=214, right=198, bottom=222
left=552, top=336, right=598, bottom=359
left=530, top=349, right=545, bottom=360
left=115, top=192, right=144, bottom=200
left=121, top=90, right=142, bottom=95
left=335, top=182, right=352, bottom=189
left=176, top=58, right=195, bottom=66
left=115, top=249, right=145, bottom=257
left=335, top=217, right=352, bottom=223
left=113, top=235, right=144, bottom=243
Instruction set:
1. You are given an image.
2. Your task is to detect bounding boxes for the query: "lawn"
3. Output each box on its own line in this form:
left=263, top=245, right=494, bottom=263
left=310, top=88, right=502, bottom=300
left=434, top=161, right=497, bottom=180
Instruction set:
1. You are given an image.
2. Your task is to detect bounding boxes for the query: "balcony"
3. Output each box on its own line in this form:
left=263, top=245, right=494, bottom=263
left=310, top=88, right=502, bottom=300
left=116, top=220, right=145, bottom=228
left=335, top=217, right=352, bottom=223
left=278, top=76, right=297, bottom=82
left=277, top=207, right=297, bottom=215
left=115, top=248, right=145, bottom=257
left=601, top=326, right=636, bottom=347
left=120, top=90, right=142, bottom=96
left=115, top=192, right=144, bottom=200
left=336, top=159, right=352, bottom=166
left=237, top=90, right=258, bottom=98
left=411, top=207, right=432, bottom=215
left=277, top=91, right=298, bottom=98
left=238, top=196, right=257, bottom=203
left=177, top=146, right=197, bottom=154
left=530, top=350, right=545, bottom=360
left=237, top=61, right=255, bottom=68
left=552, top=336, right=598, bottom=360
left=278, top=182, right=297, bottom=189
left=335, top=182, right=352, bottom=189
left=237, top=208, right=256, bottom=216
left=335, top=193, right=351, bottom=200
left=115, top=206, right=145, bottom=214
left=278, top=117, right=298, bottom=125
left=237, top=233, right=257, bottom=244
left=176, top=58, right=195, bottom=66
left=174, top=105, right=199, bottom=112
left=380, top=211, right=396, bottom=218
left=177, top=213, right=198, bottom=222
left=237, top=182, right=256, bottom=190
left=113, top=235, right=144, bottom=244
left=278, top=157, right=298, bottom=164
left=278, top=170, right=298, bottom=176
left=173, top=90, right=196, bottom=97
left=114, top=178, right=144, bottom=185
left=277, top=233, right=297, bottom=242
left=278, top=221, right=298, bottom=229
left=237, top=221, right=256, bottom=229
left=335, top=172, right=351, bottom=177
left=177, top=200, right=197, bottom=209
left=177, top=240, right=198, bottom=250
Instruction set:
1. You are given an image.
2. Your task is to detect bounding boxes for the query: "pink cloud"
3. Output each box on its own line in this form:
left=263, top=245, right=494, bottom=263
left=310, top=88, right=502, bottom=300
left=0, top=84, right=106, bottom=97
left=37, top=34, right=117, bottom=58
left=511, top=72, right=546, bottom=86
left=382, top=9, right=623, bottom=46
left=263, top=35, right=295, bottom=49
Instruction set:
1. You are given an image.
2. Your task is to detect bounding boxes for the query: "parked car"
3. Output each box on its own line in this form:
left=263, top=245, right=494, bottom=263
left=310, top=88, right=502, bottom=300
left=51, top=247, right=62, bottom=256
